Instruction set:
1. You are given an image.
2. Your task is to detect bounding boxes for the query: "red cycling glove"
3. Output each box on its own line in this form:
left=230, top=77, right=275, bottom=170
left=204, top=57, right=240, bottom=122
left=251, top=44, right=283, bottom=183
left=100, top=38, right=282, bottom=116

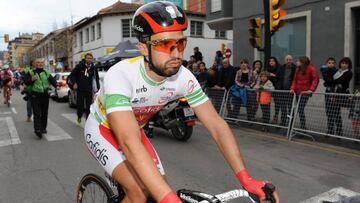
left=236, top=169, right=269, bottom=199
left=160, top=191, right=182, bottom=203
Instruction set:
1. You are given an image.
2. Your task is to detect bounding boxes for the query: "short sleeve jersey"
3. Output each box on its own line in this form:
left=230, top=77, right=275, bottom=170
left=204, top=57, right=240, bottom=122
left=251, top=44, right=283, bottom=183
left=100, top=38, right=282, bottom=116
left=90, top=56, right=208, bottom=128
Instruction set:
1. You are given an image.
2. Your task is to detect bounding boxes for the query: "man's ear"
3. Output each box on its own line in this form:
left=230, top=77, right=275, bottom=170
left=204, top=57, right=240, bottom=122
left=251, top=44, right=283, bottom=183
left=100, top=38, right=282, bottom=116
left=137, top=42, right=149, bottom=57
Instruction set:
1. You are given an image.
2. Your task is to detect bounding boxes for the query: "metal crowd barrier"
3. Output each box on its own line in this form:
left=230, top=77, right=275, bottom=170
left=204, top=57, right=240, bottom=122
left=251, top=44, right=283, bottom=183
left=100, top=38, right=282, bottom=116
left=289, top=92, right=360, bottom=142
left=219, top=88, right=296, bottom=137
left=205, top=87, right=227, bottom=114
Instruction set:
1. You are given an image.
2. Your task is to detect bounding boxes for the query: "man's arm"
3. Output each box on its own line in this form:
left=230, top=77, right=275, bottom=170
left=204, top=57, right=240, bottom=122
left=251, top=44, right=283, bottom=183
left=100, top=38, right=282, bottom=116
left=192, top=100, right=280, bottom=202
left=108, top=111, right=175, bottom=202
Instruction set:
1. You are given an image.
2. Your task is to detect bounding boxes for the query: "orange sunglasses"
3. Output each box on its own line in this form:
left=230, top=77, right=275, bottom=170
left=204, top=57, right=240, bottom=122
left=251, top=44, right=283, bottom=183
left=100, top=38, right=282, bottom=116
left=147, top=37, right=187, bottom=54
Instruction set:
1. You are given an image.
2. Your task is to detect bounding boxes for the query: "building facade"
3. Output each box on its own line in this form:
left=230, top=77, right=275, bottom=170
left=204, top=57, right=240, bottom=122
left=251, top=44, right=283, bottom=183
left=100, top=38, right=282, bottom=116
left=72, top=1, right=233, bottom=68
left=207, top=0, right=360, bottom=89
left=30, top=27, right=73, bottom=72
left=7, top=33, right=43, bottom=68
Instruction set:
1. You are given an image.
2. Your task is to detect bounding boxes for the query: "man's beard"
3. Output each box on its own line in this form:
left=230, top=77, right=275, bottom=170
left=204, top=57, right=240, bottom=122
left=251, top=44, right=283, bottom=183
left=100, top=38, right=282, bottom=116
left=150, top=58, right=182, bottom=77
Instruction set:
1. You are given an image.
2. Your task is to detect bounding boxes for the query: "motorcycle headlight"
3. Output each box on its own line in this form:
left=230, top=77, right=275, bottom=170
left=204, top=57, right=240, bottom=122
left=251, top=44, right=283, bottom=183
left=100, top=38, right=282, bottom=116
left=179, top=97, right=187, bottom=102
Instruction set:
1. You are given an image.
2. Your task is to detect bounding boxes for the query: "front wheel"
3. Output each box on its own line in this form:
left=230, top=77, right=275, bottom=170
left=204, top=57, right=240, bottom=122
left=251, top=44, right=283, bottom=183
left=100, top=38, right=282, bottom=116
left=171, top=123, right=193, bottom=141
left=76, top=173, right=116, bottom=203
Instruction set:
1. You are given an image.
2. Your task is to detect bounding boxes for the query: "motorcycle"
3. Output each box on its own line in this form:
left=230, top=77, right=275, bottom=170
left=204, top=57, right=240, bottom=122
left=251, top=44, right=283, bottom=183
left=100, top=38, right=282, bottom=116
left=143, top=97, right=196, bottom=141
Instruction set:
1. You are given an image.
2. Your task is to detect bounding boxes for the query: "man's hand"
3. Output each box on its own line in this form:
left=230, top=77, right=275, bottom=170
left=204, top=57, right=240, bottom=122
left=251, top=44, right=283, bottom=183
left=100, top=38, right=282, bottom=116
left=303, top=90, right=313, bottom=95
left=73, top=83, right=78, bottom=90
left=32, top=75, right=38, bottom=81
left=236, top=169, right=280, bottom=203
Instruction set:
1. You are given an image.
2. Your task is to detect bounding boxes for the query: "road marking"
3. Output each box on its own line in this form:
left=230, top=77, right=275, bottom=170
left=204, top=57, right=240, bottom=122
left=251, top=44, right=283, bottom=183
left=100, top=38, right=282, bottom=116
left=43, top=119, right=72, bottom=141
left=0, top=111, right=11, bottom=115
left=11, top=107, right=17, bottom=114
left=61, top=113, right=85, bottom=129
left=0, top=117, right=21, bottom=147
left=300, top=187, right=360, bottom=203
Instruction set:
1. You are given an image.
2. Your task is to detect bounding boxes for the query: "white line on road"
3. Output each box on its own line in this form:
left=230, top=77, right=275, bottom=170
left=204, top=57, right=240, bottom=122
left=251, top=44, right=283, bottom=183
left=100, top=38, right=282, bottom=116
left=0, top=111, right=11, bottom=115
left=11, top=107, right=17, bottom=114
left=300, top=187, right=360, bottom=203
left=61, top=113, right=85, bottom=129
left=0, top=117, right=21, bottom=147
left=43, top=119, right=72, bottom=141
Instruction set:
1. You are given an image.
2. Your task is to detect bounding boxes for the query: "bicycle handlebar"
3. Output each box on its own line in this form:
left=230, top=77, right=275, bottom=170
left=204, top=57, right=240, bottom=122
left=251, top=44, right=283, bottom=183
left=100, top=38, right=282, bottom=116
left=177, top=183, right=276, bottom=203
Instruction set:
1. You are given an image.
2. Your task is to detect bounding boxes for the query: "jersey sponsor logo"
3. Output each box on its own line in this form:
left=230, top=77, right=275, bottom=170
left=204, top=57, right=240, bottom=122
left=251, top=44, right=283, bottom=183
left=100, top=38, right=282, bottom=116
left=187, top=80, right=195, bottom=94
left=179, top=193, right=199, bottom=203
left=133, top=24, right=144, bottom=32
left=132, top=97, right=148, bottom=104
left=86, top=134, right=109, bottom=166
left=160, top=87, right=176, bottom=91
left=132, top=98, right=139, bottom=104
left=136, top=85, right=148, bottom=93
left=158, top=92, right=174, bottom=105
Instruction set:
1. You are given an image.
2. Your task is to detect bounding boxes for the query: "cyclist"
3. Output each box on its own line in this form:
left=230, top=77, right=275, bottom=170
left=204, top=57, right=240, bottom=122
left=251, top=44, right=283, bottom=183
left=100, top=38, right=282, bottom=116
left=84, top=1, right=280, bottom=203
left=1, top=64, right=13, bottom=104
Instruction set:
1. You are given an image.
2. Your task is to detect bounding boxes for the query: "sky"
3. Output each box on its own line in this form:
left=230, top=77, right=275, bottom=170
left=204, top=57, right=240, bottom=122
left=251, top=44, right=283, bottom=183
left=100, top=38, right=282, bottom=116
left=0, top=0, right=131, bottom=51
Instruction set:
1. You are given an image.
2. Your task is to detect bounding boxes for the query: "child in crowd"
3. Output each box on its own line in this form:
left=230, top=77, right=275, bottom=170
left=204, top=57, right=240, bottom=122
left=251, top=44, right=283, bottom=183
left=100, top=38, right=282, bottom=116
left=350, top=89, right=360, bottom=139
left=254, top=71, right=274, bottom=131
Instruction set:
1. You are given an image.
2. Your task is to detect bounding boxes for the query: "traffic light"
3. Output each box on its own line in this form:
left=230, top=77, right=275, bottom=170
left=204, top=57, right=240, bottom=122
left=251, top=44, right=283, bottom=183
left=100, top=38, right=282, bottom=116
left=4, top=34, right=9, bottom=43
left=249, top=17, right=262, bottom=49
left=269, top=0, right=286, bottom=32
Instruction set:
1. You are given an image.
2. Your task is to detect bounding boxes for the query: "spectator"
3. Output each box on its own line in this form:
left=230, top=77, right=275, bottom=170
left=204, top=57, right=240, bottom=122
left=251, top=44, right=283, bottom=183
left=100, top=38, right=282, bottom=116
left=191, top=62, right=200, bottom=79
left=321, top=57, right=338, bottom=135
left=266, top=56, right=281, bottom=124
left=23, top=58, right=57, bottom=138
left=198, top=62, right=208, bottom=89
left=350, top=89, right=360, bottom=139
left=187, top=55, right=196, bottom=70
left=291, top=56, right=319, bottom=130
left=205, top=66, right=221, bottom=112
left=276, top=55, right=296, bottom=126
left=230, top=59, right=254, bottom=119
left=216, top=58, right=236, bottom=90
left=193, top=46, right=203, bottom=62
left=254, top=71, right=275, bottom=130
left=247, top=60, right=263, bottom=120
left=182, top=60, right=188, bottom=68
left=215, top=50, right=224, bottom=70
left=22, top=61, right=35, bottom=122
left=68, top=53, right=100, bottom=124
left=327, top=57, right=353, bottom=136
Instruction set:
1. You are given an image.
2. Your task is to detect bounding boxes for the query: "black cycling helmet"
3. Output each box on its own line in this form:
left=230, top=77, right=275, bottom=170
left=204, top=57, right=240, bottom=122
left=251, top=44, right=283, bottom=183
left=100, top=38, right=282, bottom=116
left=132, top=1, right=188, bottom=42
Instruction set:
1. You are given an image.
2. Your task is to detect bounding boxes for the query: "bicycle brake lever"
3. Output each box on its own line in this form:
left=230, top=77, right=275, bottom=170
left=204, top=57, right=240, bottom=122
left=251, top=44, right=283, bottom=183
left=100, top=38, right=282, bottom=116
left=262, top=183, right=276, bottom=203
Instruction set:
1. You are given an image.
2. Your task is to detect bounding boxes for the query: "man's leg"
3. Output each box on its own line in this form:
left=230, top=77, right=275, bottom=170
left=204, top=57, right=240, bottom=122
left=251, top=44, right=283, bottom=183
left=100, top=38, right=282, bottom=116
left=77, top=91, right=84, bottom=122
left=32, top=96, right=42, bottom=137
left=27, top=97, right=32, bottom=121
left=84, top=92, right=92, bottom=119
left=41, top=96, right=49, bottom=132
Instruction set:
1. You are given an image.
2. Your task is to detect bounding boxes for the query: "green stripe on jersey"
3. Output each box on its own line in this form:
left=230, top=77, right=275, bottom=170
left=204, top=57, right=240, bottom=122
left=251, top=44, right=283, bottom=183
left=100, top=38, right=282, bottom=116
left=105, top=94, right=131, bottom=109
left=187, top=89, right=204, bottom=102
left=140, top=65, right=165, bottom=86
left=188, top=93, right=207, bottom=106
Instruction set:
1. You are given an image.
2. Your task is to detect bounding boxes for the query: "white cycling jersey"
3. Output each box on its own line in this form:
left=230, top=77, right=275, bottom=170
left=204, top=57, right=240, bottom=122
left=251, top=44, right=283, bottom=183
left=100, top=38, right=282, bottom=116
left=90, top=56, right=208, bottom=128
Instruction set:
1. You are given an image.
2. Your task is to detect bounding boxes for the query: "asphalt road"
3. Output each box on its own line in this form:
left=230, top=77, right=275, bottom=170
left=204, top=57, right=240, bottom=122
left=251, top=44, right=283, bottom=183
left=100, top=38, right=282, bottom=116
left=0, top=90, right=359, bottom=203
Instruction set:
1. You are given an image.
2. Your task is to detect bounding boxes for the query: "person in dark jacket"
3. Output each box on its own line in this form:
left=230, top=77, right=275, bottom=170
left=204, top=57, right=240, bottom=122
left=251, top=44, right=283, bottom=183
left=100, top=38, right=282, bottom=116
left=216, top=58, right=237, bottom=116
left=321, top=57, right=338, bottom=135
left=193, top=47, right=203, bottom=62
left=276, top=55, right=296, bottom=126
left=23, top=58, right=57, bottom=138
left=325, top=57, right=353, bottom=136
left=266, top=56, right=282, bottom=124
left=68, top=53, right=100, bottom=124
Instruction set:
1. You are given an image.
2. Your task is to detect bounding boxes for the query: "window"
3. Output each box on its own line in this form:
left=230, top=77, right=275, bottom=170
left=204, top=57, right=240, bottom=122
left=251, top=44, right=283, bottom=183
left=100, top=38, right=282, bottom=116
left=215, top=30, right=226, bottom=39
left=74, top=34, right=77, bottom=47
left=260, top=17, right=306, bottom=62
left=85, top=28, right=89, bottom=43
left=97, top=22, right=102, bottom=39
left=122, top=19, right=134, bottom=38
left=211, top=0, right=221, bottom=12
left=79, top=31, right=83, bottom=46
left=91, top=25, right=95, bottom=41
left=190, top=21, right=203, bottom=37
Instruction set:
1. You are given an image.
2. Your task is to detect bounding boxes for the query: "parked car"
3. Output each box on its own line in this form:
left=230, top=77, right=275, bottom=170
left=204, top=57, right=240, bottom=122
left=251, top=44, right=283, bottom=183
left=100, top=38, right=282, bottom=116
left=51, top=72, right=70, bottom=101
left=68, top=71, right=106, bottom=108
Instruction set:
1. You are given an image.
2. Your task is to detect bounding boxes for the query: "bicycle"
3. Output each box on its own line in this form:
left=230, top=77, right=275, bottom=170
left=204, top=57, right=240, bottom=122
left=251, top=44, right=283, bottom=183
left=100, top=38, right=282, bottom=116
left=76, top=172, right=276, bottom=203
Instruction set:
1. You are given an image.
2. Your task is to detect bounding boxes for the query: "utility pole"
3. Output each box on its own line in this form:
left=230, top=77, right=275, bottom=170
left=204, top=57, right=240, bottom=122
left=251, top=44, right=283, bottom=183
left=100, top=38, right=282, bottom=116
left=263, top=0, right=271, bottom=69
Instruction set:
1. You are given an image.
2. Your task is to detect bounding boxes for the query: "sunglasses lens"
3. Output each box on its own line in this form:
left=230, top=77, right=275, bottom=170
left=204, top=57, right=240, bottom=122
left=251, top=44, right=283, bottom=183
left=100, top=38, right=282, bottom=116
left=152, top=38, right=187, bottom=53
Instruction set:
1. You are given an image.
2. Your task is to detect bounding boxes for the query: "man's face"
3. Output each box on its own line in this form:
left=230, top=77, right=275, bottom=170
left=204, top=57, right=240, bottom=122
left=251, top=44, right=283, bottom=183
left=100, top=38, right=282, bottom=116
left=285, top=56, right=293, bottom=65
left=146, top=31, right=186, bottom=77
left=223, top=60, right=229, bottom=68
left=269, top=59, right=276, bottom=66
left=35, top=60, right=45, bottom=69
left=85, top=55, right=93, bottom=65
